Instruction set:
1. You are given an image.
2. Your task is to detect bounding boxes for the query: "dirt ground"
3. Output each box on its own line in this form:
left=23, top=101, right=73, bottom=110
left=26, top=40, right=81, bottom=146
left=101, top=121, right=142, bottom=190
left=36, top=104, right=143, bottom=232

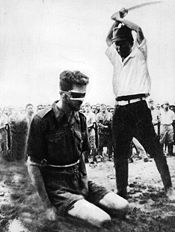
left=0, top=156, right=175, bottom=232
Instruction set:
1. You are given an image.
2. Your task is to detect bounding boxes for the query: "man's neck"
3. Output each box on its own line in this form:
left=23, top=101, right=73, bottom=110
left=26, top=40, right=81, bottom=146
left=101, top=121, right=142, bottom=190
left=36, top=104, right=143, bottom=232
left=56, top=100, right=73, bottom=118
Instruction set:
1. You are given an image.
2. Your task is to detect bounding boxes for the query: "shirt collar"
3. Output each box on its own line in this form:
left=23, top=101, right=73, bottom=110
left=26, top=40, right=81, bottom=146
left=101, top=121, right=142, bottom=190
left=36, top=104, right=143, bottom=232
left=52, top=100, right=80, bottom=124
left=52, top=100, right=65, bottom=121
left=122, top=46, right=136, bottom=65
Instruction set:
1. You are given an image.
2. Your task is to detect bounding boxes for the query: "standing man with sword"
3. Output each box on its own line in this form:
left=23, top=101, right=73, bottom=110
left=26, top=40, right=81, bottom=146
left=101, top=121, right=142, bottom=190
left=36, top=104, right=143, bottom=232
left=105, top=5, right=175, bottom=200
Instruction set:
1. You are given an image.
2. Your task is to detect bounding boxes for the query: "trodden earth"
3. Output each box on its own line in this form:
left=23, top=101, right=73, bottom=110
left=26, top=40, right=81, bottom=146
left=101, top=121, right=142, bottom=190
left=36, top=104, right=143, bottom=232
left=0, top=155, right=175, bottom=232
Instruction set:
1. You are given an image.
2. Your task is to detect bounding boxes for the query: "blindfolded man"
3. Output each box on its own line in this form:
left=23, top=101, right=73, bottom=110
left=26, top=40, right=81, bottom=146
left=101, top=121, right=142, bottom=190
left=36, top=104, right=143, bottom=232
left=27, top=70, right=128, bottom=227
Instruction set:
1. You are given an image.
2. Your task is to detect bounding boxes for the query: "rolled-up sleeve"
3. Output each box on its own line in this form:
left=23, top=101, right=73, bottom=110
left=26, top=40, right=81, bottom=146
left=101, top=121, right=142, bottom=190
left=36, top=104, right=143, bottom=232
left=27, top=115, right=47, bottom=161
left=137, top=38, right=147, bottom=60
left=105, top=43, right=120, bottom=66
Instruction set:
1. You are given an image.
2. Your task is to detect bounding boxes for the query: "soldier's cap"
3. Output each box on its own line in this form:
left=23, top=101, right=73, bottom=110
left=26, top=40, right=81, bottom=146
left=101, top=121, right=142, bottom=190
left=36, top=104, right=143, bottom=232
left=112, top=25, right=133, bottom=44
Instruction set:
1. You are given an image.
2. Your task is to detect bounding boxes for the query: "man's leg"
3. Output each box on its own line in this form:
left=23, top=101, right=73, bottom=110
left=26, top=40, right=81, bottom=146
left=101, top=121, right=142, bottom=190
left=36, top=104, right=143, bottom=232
left=88, top=135, right=97, bottom=163
left=85, top=181, right=129, bottom=220
left=68, top=199, right=111, bottom=228
left=91, top=135, right=97, bottom=162
left=168, top=143, right=173, bottom=156
left=97, top=135, right=104, bottom=161
left=135, top=102, right=174, bottom=200
left=107, top=136, right=113, bottom=160
left=112, top=106, right=133, bottom=198
left=167, top=126, right=174, bottom=156
left=99, top=192, right=129, bottom=217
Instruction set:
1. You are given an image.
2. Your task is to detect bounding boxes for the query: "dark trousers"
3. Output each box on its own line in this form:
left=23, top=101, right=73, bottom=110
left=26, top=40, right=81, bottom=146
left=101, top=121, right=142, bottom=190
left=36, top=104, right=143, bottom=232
left=98, top=134, right=113, bottom=159
left=112, top=100, right=172, bottom=196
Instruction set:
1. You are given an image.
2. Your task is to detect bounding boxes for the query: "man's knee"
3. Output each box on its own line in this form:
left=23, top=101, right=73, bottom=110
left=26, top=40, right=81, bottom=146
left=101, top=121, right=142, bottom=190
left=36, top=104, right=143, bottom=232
left=68, top=199, right=111, bottom=227
left=99, top=192, right=129, bottom=215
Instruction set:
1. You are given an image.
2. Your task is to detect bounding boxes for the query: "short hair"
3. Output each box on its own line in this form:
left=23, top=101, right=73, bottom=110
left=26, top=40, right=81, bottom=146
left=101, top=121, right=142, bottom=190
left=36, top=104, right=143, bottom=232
left=25, top=103, right=33, bottom=110
left=84, top=102, right=91, bottom=107
left=59, top=70, right=89, bottom=91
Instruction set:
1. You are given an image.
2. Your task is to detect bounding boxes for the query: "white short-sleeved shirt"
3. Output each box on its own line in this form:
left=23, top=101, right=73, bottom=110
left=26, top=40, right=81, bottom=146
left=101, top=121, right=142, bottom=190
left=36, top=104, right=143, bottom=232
left=160, top=110, right=175, bottom=125
left=105, top=39, right=151, bottom=98
left=84, top=111, right=96, bottom=136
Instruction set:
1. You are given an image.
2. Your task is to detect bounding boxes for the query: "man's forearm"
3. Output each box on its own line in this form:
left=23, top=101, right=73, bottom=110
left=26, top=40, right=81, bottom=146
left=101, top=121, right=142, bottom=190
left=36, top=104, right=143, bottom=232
left=106, top=21, right=120, bottom=46
left=27, top=164, right=52, bottom=208
left=116, top=17, right=139, bottom=31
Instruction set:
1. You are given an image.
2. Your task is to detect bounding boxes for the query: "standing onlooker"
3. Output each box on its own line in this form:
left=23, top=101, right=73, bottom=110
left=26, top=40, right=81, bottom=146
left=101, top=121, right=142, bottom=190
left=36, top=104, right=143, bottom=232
left=148, top=98, right=161, bottom=136
left=160, top=101, right=175, bottom=156
left=24, top=103, right=34, bottom=159
left=0, top=108, right=9, bottom=127
left=109, top=107, right=115, bottom=115
left=84, top=102, right=97, bottom=163
left=91, top=105, right=99, bottom=149
left=170, top=103, right=175, bottom=146
left=105, top=8, right=175, bottom=200
left=25, top=104, right=34, bottom=129
left=96, top=104, right=113, bottom=161
left=96, top=104, right=101, bottom=114
left=107, top=105, right=111, bottom=113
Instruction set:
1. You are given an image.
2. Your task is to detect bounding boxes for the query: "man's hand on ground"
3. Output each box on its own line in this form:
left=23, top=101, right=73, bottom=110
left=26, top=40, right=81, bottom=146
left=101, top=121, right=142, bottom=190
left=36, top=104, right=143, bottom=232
left=166, top=187, right=175, bottom=201
left=45, top=207, right=57, bottom=221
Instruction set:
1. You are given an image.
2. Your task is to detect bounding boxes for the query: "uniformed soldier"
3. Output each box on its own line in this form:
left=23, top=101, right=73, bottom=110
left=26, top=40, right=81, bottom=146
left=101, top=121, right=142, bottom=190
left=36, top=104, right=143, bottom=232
left=27, top=70, right=128, bottom=227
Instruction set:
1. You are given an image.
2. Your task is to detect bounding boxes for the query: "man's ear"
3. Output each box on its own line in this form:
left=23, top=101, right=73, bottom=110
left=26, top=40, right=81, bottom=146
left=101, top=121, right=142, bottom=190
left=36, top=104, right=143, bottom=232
left=60, top=91, right=69, bottom=101
left=60, top=91, right=65, bottom=97
left=59, top=90, right=63, bottom=96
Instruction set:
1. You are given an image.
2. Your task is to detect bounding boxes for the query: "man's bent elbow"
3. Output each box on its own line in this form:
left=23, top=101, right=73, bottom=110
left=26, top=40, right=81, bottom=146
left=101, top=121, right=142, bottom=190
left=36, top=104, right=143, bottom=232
left=136, top=27, right=144, bottom=43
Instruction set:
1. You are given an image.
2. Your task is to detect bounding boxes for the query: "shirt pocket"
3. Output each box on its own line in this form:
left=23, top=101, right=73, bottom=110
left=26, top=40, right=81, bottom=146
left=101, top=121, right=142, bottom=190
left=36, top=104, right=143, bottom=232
left=46, top=130, right=71, bottom=164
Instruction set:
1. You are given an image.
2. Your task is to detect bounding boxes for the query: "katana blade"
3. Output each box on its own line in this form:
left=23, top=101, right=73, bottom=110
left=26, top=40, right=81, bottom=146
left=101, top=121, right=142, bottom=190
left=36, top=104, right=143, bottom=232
left=127, top=1, right=162, bottom=11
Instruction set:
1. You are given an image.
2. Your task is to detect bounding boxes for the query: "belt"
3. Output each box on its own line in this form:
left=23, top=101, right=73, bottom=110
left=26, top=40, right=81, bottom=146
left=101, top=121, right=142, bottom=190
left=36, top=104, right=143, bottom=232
left=28, top=157, right=80, bottom=168
left=161, top=124, right=172, bottom=126
left=116, top=97, right=146, bottom=106
left=116, top=94, right=147, bottom=106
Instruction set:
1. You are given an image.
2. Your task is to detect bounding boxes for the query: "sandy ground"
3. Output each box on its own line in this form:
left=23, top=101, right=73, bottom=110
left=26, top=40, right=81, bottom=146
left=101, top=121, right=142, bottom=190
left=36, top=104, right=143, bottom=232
left=0, top=156, right=175, bottom=232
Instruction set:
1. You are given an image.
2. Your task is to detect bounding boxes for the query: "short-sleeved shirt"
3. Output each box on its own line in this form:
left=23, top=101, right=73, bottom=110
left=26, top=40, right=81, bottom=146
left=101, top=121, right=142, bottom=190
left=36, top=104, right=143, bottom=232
left=27, top=101, right=89, bottom=165
left=105, top=39, right=151, bottom=97
left=160, top=110, right=175, bottom=125
left=96, top=111, right=112, bottom=135
left=84, top=111, right=96, bottom=137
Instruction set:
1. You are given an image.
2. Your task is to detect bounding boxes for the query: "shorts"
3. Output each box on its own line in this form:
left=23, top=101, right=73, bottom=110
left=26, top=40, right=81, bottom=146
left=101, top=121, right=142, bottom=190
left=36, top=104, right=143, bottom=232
left=160, top=125, right=174, bottom=144
left=40, top=165, right=109, bottom=215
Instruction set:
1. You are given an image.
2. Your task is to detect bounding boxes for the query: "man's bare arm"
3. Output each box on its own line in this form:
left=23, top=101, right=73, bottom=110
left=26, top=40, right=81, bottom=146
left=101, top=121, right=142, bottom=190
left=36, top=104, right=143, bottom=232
left=106, top=9, right=128, bottom=47
left=106, top=21, right=120, bottom=47
left=27, top=164, right=57, bottom=220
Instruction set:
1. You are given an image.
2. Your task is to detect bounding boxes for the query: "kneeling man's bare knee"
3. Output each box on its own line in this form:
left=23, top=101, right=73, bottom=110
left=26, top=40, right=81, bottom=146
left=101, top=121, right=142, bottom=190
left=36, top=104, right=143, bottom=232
left=68, top=199, right=111, bottom=227
left=99, top=192, right=129, bottom=213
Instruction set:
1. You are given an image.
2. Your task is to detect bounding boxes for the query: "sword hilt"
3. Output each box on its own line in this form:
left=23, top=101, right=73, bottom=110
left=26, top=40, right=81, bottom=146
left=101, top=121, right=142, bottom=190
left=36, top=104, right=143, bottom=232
left=111, top=8, right=128, bottom=21
left=119, top=8, right=128, bottom=18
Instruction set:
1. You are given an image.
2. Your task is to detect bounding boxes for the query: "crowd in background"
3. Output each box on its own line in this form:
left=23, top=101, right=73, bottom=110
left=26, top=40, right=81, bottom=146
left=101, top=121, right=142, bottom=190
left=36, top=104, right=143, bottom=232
left=0, top=98, right=175, bottom=163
